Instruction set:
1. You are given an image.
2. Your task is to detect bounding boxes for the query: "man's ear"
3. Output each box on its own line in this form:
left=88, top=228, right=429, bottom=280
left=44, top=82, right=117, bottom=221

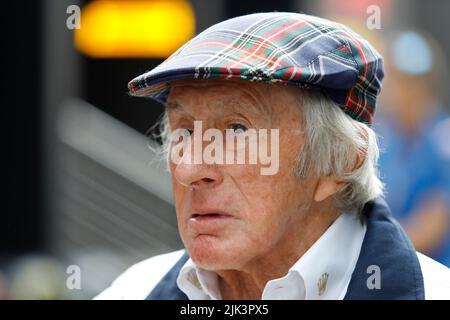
left=314, top=176, right=346, bottom=202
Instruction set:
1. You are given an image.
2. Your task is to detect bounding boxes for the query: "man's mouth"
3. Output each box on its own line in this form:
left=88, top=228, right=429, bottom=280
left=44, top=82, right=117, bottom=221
left=190, top=212, right=230, bottom=220
left=187, top=210, right=234, bottom=233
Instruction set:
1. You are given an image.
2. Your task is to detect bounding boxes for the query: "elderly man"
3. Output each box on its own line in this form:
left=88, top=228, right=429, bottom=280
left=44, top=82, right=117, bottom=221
left=96, top=13, right=450, bottom=300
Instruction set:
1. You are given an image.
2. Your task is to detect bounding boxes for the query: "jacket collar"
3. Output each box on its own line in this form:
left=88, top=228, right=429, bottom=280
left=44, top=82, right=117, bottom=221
left=344, top=198, right=424, bottom=299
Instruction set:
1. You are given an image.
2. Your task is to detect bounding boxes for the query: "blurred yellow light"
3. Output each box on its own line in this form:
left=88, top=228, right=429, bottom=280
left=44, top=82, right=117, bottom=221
left=75, top=0, right=195, bottom=58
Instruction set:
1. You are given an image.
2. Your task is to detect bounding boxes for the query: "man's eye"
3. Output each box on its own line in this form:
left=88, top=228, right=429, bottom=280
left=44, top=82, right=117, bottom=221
left=228, top=123, right=248, bottom=134
left=181, top=128, right=193, bottom=136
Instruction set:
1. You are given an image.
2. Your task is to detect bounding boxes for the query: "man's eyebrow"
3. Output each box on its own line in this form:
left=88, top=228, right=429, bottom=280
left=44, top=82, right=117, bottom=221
left=165, top=92, right=271, bottom=119
left=167, top=98, right=246, bottom=113
left=166, top=100, right=183, bottom=110
left=227, top=95, right=271, bottom=118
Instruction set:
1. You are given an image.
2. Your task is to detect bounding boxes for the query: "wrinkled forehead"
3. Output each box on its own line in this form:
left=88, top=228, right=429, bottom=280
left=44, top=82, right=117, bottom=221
left=166, top=79, right=301, bottom=118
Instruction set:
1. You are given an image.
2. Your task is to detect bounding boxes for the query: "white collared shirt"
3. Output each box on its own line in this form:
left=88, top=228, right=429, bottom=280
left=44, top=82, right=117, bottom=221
left=177, top=212, right=366, bottom=300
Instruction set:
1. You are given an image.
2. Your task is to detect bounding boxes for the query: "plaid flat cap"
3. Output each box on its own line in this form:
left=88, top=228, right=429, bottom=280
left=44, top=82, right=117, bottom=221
left=128, top=12, right=384, bottom=124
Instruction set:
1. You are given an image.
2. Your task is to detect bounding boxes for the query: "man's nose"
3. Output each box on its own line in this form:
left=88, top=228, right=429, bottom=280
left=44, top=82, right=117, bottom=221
left=174, top=161, right=223, bottom=190
left=174, top=137, right=223, bottom=189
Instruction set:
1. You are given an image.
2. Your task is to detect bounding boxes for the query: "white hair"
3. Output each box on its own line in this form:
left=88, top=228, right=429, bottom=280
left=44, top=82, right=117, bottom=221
left=150, top=87, right=384, bottom=215
left=295, top=89, right=384, bottom=214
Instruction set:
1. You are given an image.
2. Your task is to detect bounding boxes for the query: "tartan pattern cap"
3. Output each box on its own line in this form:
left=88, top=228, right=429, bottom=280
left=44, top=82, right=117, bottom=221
left=128, top=12, right=384, bottom=124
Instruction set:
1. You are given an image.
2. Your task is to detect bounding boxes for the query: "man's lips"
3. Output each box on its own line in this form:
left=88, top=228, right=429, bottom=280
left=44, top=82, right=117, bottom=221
left=189, top=208, right=232, bottom=219
left=187, top=210, right=234, bottom=233
left=190, top=212, right=231, bottom=220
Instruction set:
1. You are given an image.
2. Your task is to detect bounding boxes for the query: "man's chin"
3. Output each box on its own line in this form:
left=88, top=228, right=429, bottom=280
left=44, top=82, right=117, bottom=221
left=186, top=234, right=240, bottom=270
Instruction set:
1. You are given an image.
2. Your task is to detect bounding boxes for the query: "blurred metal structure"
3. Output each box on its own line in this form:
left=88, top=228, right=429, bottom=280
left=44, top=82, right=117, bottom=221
left=54, top=99, right=182, bottom=297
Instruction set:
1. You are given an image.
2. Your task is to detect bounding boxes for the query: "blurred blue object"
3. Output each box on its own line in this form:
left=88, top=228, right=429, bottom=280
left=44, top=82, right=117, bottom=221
left=377, top=108, right=450, bottom=266
left=392, top=31, right=433, bottom=75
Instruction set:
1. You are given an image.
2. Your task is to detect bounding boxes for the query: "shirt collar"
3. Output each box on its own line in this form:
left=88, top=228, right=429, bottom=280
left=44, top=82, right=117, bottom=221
left=177, top=211, right=366, bottom=300
left=289, top=212, right=366, bottom=299
left=177, top=258, right=222, bottom=300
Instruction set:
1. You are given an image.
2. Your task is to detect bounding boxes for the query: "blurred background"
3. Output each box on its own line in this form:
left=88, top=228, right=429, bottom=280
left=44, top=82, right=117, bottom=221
left=2, top=0, right=450, bottom=299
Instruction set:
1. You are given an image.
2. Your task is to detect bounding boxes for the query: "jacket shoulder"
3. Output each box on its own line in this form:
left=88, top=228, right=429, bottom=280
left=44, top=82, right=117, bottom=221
left=417, top=252, right=450, bottom=300
left=94, top=250, right=185, bottom=300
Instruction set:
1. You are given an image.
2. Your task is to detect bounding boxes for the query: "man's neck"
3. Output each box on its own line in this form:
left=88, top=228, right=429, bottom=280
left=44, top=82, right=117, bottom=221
left=216, top=202, right=341, bottom=299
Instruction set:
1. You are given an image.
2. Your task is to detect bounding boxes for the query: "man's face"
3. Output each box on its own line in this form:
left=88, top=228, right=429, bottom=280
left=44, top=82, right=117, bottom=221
left=167, top=80, right=316, bottom=271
